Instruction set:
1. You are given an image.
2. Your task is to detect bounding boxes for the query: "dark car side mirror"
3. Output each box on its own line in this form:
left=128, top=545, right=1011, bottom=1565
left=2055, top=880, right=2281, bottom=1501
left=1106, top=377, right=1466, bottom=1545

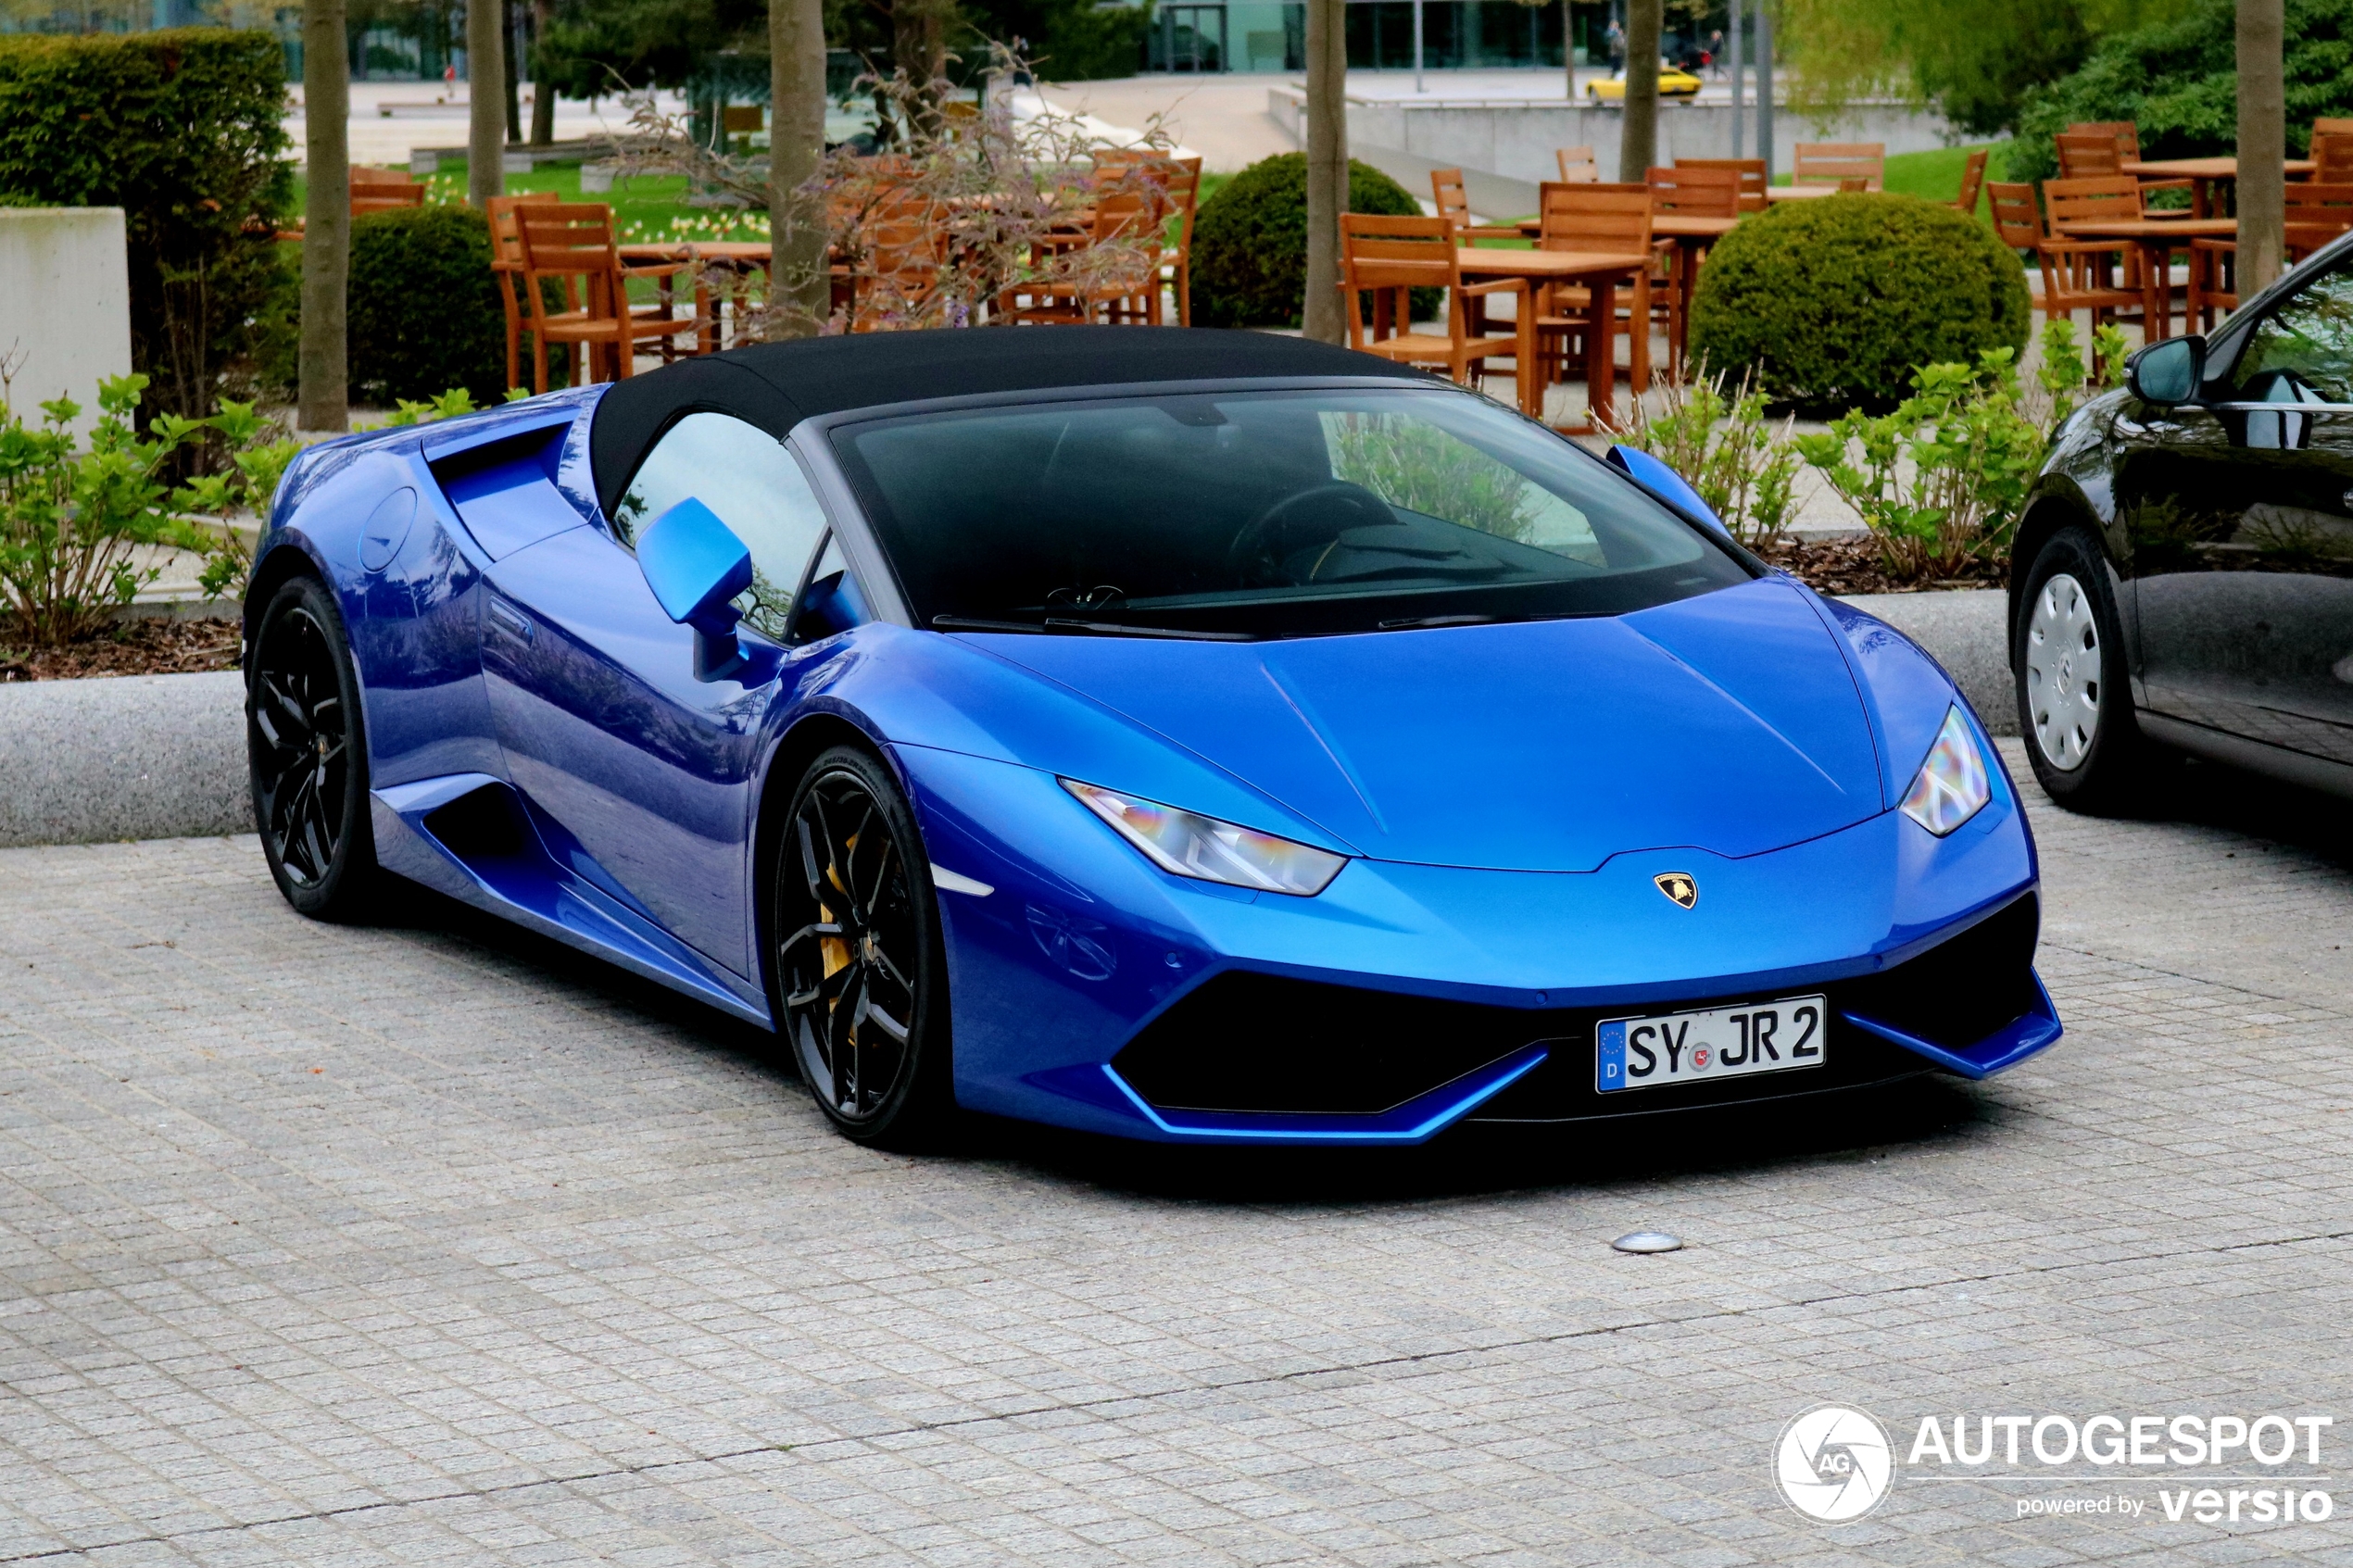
left=2127, top=335, right=2206, bottom=407
left=637, top=497, right=755, bottom=682
left=1605, top=444, right=1731, bottom=537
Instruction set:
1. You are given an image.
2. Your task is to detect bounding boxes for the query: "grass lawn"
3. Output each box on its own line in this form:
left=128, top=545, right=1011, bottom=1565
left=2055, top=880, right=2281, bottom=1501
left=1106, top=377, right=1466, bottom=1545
left=289, top=164, right=770, bottom=244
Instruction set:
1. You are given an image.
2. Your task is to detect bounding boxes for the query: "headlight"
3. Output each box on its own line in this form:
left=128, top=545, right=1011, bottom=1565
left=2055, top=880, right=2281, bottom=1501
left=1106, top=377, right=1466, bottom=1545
left=1899, top=706, right=1992, bottom=836
left=1062, top=780, right=1347, bottom=897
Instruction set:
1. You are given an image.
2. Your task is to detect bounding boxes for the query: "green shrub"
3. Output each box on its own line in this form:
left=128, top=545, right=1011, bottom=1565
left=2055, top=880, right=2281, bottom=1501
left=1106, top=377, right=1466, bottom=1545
left=346, top=205, right=511, bottom=407
left=1191, top=154, right=1433, bottom=330
left=2010, top=0, right=2353, bottom=184
left=1686, top=194, right=2030, bottom=410
left=0, top=31, right=291, bottom=427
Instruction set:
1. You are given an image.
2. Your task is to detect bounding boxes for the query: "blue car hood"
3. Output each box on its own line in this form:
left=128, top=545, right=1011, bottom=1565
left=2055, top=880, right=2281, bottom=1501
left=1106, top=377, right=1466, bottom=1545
left=970, top=577, right=1886, bottom=872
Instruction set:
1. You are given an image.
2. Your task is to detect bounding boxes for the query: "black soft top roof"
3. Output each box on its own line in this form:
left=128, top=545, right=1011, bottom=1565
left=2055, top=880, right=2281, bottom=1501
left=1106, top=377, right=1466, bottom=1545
left=587, top=326, right=1427, bottom=520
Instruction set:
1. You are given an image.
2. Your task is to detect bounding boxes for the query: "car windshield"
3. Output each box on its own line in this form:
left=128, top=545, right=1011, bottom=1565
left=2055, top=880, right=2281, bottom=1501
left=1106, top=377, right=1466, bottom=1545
left=830, top=386, right=1755, bottom=639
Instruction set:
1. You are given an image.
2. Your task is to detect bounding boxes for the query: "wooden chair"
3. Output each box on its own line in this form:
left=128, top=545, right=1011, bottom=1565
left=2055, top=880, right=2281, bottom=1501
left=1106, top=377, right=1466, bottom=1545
left=515, top=204, right=701, bottom=391
left=1644, top=166, right=1738, bottom=377
left=1792, top=143, right=1884, bottom=191
left=1158, top=156, right=1204, bottom=327
left=2315, top=118, right=2353, bottom=139
left=348, top=166, right=425, bottom=219
left=2188, top=182, right=2353, bottom=332
left=1093, top=149, right=1203, bottom=325
left=849, top=216, right=950, bottom=331
left=1556, top=146, right=1601, bottom=183
left=1532, top=182, right=1655, bottom=400
left=1646, top=164, right=1741, bottom=219
left=1433, top=168, right=1528, bottom=244
left=2057, top=130, right=2193, bottom=216
left=2042, top=173, right=2185, bottom=297
left=2311, top=134, right=2353, bottom=184
left=1956, top=148, right=1989, bottom=217
left=1677, top=157, right=1767, bottom=213
left=487, top=192, right=571, bottom=393
left=1338, top=213, right=1517, bottom=389
left=1000, top=189, right=1166, bottom=327
left=2066, top=120, right=2141, bottom=157
left=1990, top=182, right=2137, bottom=336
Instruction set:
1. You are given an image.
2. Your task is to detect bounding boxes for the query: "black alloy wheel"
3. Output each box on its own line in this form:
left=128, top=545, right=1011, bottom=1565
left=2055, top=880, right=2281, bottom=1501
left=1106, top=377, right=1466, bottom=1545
left=248, top=575, right=378, bottom=917
left=2014, top=526, right=2149, bottom=812
left=774, top=746, right=951, bottom=1145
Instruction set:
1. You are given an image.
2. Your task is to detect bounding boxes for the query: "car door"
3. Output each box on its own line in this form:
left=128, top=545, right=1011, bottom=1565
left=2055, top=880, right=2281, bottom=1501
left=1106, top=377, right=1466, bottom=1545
left=2121, top=254, right=2353, bottom=764
left=482, top=411, right=832, bottom=977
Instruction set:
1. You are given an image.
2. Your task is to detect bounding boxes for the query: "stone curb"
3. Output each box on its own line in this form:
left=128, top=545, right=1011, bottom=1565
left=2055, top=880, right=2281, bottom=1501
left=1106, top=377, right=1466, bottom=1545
left=0, top=671, right=248, bottom=848
left=0, top=592, right=2011, bottom=849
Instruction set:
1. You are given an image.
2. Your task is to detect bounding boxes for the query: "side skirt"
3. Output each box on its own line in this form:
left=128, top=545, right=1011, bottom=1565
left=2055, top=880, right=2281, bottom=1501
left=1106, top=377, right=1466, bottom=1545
left=371, top=772, right=774, bottom=1027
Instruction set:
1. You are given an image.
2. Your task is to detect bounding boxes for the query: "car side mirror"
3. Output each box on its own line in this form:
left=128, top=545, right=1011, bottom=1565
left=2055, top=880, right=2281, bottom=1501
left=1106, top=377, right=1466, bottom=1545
left=1605, top=445, right=1730, bottom=537
left=2127, top=334, right=2205, bottom=407
left=636, top=497, right=754, bottom=682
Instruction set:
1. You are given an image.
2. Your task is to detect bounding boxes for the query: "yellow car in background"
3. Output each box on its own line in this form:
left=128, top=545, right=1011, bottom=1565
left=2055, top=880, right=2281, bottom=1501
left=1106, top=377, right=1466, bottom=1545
left=1587, top=64, right=1705, bottom=102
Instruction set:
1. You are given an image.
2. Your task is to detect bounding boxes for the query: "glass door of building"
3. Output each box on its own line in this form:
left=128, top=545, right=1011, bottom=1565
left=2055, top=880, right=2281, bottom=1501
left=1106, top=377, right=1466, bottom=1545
left=1149, top=4, right=1227, bottom=70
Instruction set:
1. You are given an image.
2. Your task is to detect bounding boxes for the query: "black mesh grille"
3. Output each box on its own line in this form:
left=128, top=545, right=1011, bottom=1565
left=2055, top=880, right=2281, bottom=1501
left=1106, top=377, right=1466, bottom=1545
left=1111, top=894, right=2042, bottom=1123
left=1112, top=972, right=1539, bottom=1116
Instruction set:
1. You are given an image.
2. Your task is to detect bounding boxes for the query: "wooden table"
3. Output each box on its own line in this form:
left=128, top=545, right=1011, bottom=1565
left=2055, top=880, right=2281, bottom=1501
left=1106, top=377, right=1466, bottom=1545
left=2051, top=217, right=2236, bottom=339
left=1455, top=247, right=1654, bottom=430
left=621, top=242, right=773, bottom=353
left=2120, top=157, right=2318, bottom=219
left=1764, top=184, right=1843, bottom=202
left=1504, top=216, right=1736, bottom=381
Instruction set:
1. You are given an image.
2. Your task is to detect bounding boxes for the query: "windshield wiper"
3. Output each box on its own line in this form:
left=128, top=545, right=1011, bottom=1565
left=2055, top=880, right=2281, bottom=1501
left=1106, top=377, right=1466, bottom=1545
left=1377, top=612, right=1496, bottom=630
left=933, top=614, right=1257, bottom=642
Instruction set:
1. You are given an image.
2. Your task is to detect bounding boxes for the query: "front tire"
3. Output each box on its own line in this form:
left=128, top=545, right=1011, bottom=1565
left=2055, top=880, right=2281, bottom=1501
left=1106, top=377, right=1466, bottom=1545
left=248, top=574, right=380, bottom=918
left=774, top=745, right=953, bottom=1147
left=2015, top=527, right=2145, bottom=810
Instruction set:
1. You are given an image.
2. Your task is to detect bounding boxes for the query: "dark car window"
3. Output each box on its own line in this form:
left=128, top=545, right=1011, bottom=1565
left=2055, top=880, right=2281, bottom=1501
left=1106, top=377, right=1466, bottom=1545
left=830, top=388, right=1754, bottom=638
left=2232, top=259, right=2353, bottom=404
left=615, top=411, right=830, bottom=639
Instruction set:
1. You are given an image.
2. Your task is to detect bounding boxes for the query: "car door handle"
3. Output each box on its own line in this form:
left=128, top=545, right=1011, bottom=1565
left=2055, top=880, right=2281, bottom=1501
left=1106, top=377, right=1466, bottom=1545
left=487, top=597, right=534, bottom=644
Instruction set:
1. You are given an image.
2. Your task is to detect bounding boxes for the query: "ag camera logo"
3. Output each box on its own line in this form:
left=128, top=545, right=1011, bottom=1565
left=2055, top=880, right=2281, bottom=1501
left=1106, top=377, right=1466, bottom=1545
left=1777, top=1404, right=1894, bottom=1523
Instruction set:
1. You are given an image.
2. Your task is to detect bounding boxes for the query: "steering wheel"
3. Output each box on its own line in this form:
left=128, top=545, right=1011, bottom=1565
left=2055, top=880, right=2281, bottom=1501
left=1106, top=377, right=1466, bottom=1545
left=1225, top=482, right=1395, bottom=586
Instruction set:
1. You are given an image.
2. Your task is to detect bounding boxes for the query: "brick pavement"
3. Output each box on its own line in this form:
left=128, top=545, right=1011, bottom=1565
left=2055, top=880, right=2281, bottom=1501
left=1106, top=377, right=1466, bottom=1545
left=2, top=740, right=2349, bottom=1565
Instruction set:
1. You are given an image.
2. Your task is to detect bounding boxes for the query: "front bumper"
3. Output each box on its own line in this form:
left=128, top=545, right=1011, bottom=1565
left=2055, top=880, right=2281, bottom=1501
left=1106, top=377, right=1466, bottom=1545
left=898, top=743, right=2056, bottom=1145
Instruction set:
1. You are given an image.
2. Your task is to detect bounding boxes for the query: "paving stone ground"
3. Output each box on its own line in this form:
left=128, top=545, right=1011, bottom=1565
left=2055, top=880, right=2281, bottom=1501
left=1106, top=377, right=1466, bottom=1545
left=3, top=739, right=2349, bottom=1566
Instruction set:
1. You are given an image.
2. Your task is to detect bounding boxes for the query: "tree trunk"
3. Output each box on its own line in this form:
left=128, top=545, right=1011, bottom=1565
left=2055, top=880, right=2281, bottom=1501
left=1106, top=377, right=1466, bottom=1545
left=1301, top=0, right=1347, bottom=345
left=2237, top=0, right=2284, bottom=294
left=504, top=0, right=522, bottom=146
left=1618, top=0, right=1659, bottom=181
left=892, top=0, right=947, bottom=142
left=528, top=0, right=556, bottom=144
left=468, top=0, right=506, bottom=206
left=770, top=0, right=829, bottom=337
left=298, top=0, right=350, bottom=433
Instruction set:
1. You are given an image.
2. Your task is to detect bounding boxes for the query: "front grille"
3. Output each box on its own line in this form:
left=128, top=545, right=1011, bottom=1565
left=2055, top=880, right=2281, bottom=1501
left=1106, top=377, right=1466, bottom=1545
left=1111, top=972, right=1537, bottom=1116
left=1112, top=894, right=2042, bottom=1123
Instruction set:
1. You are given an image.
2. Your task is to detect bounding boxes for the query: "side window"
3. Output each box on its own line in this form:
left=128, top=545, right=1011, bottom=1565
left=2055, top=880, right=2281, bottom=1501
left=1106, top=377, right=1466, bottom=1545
left=617, top=412, right=828, bottom=639
left=2232, top=262, right=2353, bottom=404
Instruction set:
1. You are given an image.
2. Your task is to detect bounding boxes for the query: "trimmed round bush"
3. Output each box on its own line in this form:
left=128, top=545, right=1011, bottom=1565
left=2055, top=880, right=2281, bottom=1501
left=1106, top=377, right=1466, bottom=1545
left=1191, top=153, right=1433, bottom=329
left=1686, top=194, right=2031, bottom=408
left=347, top=204, right=509, bottom=406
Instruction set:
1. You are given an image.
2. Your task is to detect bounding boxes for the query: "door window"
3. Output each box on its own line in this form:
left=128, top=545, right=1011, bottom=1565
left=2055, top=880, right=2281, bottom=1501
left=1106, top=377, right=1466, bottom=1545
left=615, top=412, right=829, bottom=638
left=2233, top=261, right=2353, bottom=405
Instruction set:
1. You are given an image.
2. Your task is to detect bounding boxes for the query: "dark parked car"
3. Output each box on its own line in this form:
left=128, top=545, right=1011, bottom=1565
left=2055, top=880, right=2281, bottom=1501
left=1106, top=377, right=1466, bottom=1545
left=2012, top=234, right=2353, bottom=809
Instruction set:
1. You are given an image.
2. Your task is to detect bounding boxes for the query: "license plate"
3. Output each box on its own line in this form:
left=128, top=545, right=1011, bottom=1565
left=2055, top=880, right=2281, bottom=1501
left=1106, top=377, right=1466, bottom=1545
left=1595, top=995, right=1828, bottom=1093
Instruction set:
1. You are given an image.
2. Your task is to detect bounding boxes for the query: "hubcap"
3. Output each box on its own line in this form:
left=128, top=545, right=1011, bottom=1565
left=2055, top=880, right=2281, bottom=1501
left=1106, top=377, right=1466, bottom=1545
left=778, top=771, right=918, bottom=1122
left=2026, top=571, right=2101, bottom=772
left=251, top=606, right=348, bottom=885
